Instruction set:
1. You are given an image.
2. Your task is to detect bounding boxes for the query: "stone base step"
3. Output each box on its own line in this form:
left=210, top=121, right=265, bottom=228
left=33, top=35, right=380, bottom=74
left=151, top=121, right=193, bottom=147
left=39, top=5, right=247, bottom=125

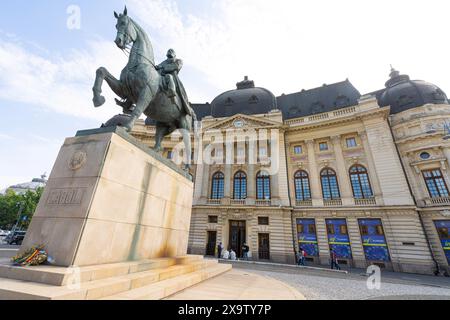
left=0, top=256, right=222, bottom=300
left=0, top=255, right=204, bottom=286
left=102, top=263, right=232, bottom=300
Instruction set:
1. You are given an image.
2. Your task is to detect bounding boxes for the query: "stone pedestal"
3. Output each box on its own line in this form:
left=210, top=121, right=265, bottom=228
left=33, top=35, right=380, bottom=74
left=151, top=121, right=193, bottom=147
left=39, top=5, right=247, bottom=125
left=0, top=127, right=231, bottom=300
left=21, top=127, right=194, bottom=267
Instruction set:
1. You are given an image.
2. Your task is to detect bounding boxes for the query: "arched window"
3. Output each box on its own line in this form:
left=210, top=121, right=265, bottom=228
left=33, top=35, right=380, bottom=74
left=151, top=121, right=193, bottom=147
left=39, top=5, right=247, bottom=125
left=233, top=171, right=247, bottom=200
left=211, top=172, right=224, bottom=199
left=294, top=170, right=311, bottom=201
left=256, top=171, right=271, bottom=200
left=423, top=169, right=449, bottom=198
left=321, top=168, right=340, bottom=200
left=349, top=165, right=373, bottom=199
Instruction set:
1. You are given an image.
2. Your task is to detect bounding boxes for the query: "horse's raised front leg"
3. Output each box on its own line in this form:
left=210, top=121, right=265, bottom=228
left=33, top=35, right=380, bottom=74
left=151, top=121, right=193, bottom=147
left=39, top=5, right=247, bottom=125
left=92, top=67, right=124, bottom=107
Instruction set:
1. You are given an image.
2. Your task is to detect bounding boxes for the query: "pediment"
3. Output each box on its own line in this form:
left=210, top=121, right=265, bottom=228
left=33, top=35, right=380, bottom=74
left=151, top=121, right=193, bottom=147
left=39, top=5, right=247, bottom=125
left=203, top=114, right=281, bottom=131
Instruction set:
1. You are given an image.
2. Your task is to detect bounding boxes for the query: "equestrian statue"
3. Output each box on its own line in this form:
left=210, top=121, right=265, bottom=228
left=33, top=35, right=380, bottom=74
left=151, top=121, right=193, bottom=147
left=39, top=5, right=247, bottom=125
left=92, top=6, right=197, bottom=169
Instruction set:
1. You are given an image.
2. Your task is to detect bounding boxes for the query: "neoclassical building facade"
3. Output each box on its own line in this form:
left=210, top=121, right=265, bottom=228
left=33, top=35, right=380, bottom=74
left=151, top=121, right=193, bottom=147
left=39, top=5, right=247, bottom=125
left=131, top=69, right=450, bottom=275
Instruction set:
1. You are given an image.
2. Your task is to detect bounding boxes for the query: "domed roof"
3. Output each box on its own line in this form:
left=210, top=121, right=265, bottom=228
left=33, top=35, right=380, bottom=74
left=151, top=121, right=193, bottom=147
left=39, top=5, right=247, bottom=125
left=378, top=67, right=448, bottom=114
left=211, top=76, right=277, bottom=118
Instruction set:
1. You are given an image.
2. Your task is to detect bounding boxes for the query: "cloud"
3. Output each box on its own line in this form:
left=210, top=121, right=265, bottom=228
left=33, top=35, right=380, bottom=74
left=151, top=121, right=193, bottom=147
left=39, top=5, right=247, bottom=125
left=127, top=0, right=450, bottom=99
left=1, top=0, right=449, bottom=122
left=0, top=133, right=14, bottom=140
left=0, top=33, right=127, bottom=121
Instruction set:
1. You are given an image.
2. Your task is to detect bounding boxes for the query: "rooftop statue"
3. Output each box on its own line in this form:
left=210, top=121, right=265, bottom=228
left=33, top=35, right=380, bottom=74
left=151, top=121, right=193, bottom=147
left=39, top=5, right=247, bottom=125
left=92, top=6, right=196, bottom=169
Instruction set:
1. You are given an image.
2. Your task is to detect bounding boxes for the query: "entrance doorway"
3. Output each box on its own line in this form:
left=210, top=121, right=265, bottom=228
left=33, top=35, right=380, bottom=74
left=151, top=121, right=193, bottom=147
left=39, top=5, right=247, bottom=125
left=206, top=231, right=217, bottom=256
left=229, top=220, right=246, bottom=258
left=258, top=233, right=270, bottom=260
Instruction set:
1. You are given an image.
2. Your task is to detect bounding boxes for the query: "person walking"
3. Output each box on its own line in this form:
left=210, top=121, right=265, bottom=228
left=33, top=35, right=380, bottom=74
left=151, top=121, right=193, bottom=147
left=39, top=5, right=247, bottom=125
left=301, top=248, right=307, bottom=266
left=217, top=242, right=224, bottom=259
left=297, top=247, right=306, bottom=266
left=330, top=249, right=341, bottom=270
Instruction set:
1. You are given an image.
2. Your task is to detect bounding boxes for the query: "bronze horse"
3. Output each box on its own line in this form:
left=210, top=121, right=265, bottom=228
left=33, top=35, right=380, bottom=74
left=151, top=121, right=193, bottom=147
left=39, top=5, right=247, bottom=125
left=92, top=7, right=195, bottom=169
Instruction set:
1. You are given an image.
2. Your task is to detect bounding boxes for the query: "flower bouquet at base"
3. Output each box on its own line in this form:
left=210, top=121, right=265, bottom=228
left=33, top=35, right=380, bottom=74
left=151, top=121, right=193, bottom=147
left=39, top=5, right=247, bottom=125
left=11, top=244, right=49, bottom=266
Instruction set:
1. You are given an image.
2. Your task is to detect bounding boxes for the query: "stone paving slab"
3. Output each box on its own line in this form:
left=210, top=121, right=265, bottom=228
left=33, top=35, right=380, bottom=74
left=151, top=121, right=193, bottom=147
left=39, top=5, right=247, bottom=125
left=165, top=269, right=305, bottom=300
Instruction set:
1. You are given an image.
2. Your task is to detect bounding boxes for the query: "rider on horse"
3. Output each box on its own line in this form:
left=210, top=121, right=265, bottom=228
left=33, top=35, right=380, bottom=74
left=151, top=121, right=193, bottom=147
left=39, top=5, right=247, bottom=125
left=155, top=49, right=195, bottom=118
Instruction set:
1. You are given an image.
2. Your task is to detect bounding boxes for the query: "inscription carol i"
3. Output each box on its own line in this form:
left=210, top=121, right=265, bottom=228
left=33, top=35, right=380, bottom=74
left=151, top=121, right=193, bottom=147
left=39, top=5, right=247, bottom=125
left=47, top=188, right=85, bottom=206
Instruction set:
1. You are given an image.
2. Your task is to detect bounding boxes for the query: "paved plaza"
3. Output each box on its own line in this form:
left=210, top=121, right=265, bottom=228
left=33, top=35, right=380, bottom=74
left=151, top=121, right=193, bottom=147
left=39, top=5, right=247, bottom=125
left=169, top=261, right=450, bottom=300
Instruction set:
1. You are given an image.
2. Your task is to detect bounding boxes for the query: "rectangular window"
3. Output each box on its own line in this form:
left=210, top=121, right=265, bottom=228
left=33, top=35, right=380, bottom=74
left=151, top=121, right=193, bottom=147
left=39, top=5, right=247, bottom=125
left=319, top=142, right=328, bottom=151
left=208, top=215, right=218, bottom=223
left=258, top=217, right=269, bottom=225
left=346, top=137, right=357, bottom=148
left=294, top=146, right=303, bottom=154
left=423, top=169, right=449, bottom=198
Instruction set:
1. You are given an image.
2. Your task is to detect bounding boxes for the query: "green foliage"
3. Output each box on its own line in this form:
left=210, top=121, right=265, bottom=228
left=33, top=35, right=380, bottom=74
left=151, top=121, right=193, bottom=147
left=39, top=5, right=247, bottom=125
left=0, top=187, right=43, bottom=230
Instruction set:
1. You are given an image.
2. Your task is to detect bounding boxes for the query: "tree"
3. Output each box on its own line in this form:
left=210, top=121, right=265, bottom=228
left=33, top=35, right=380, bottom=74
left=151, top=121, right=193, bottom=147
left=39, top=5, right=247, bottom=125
left=0, top=187, right=43, bottom=230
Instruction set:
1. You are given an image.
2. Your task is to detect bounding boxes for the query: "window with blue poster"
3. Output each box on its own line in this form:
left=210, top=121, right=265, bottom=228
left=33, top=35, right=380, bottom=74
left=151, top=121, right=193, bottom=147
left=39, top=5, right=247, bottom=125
left=358, top=219, right=390, bottom=262
left=434, top=220, right=450, bottom=264
left=326, top=219, right=352, bottom=259
left=296, top=219, right=319, bottom=256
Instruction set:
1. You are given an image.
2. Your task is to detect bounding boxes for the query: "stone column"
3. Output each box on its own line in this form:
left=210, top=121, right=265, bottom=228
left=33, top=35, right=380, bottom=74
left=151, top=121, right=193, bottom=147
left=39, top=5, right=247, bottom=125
left=359, top=130, right=383, bottom=204
left=331, top=135, right=353, bottom=205
left=224, top=164, right=232, bottom=202
left=306, top=140, right=322, bottom=206
left=193, top=163, right=203, bottom=204
left=200, top=162, right=210, bottom=200
left=247, top=164, right=256, bottom=200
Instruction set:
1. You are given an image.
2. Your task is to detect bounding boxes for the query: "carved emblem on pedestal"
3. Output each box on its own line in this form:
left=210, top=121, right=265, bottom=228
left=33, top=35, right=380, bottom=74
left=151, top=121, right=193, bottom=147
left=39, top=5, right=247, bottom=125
left=69, top=150, right=87, bottom=170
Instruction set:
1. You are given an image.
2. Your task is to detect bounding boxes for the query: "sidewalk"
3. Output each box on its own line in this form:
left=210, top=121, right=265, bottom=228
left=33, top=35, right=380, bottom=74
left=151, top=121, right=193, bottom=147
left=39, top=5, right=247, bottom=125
left=212, top=257, right=349, bottom=274
left=212, top=258, right=450, bottom=290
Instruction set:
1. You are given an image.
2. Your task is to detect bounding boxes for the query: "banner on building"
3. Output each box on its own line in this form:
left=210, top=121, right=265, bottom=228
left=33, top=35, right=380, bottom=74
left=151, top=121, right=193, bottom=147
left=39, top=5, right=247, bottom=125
left=296, top=219, right=319, bottom=256
left=326, top=219, right=352, bottom=259
left=358, top=219, right=390, bottom=262
left=434, top=220, right=450, bottom=264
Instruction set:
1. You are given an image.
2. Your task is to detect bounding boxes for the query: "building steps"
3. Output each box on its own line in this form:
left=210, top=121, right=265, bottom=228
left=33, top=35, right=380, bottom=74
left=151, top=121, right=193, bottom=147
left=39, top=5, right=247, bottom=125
left=102, top=263, right=232, bottom=300
left=0, top=255, right=230, bottom=300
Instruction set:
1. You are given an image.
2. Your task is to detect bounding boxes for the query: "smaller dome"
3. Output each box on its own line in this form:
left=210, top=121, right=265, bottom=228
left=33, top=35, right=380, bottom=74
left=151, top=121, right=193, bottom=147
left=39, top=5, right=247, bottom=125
left=211, top=76, right=277, bottom=118
left=378, top=67, right=448, bottom=114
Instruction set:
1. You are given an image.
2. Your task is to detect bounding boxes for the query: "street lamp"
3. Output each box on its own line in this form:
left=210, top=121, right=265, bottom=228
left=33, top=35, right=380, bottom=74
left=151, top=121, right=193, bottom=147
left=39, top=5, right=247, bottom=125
left=11, top=202, right=24, bottom=233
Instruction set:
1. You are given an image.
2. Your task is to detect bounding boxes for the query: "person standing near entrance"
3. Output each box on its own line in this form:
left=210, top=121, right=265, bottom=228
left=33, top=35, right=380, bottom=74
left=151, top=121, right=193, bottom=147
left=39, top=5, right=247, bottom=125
left=330, top=249, right=341, bottom=270
left=217, top=242, right=224, bottom=259
left=230, top=248, right=237, bottom=261
left=241, top=243, right=250, bottom=260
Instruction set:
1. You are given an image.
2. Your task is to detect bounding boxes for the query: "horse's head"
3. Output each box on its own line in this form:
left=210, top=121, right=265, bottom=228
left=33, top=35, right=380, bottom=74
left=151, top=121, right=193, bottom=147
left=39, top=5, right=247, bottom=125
left=114, top=6, right=136, bottom=49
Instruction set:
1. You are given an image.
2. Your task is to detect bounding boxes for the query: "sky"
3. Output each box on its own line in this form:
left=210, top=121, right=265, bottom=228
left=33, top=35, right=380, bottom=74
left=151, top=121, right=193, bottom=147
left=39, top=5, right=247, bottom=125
left=1, top=0, right=450, bottom=189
